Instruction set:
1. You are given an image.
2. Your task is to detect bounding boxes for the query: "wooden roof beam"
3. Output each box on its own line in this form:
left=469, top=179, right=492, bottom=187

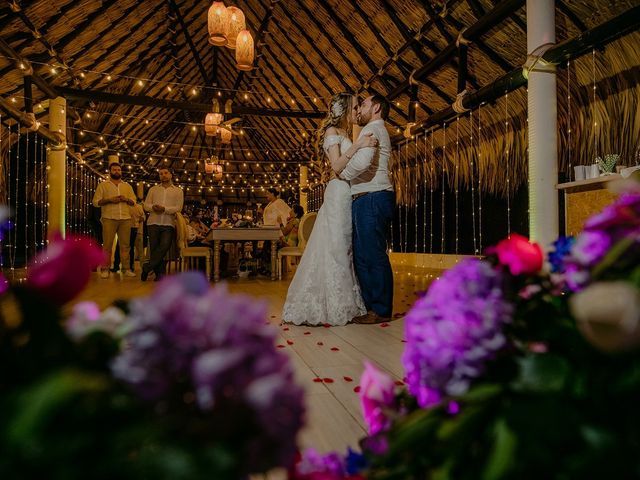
left=58, top=88, right=325, bottom=118
left=387, top=0, right=526, bottom=101
left=167, top=0, right=208, bottom=84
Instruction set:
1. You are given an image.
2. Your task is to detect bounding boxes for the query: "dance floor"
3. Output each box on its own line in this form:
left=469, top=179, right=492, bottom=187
left=70, top=259, right=441, bottom=476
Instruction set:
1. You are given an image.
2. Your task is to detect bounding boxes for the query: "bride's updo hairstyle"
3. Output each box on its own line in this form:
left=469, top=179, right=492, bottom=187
left=314, top=93, right=353, bottom=180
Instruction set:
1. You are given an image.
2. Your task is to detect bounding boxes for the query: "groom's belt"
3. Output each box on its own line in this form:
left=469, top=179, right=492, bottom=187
left=352, top=189, right=393, bottom=201
left=352, top=192, right=370, bottom=201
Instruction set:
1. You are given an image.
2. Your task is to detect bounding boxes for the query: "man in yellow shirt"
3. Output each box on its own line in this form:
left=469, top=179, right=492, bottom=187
left=92, top=163, right=137, bottom=278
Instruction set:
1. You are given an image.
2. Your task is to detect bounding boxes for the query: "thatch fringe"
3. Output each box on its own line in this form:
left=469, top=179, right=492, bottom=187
left=391, top=33, right=639, bottom=207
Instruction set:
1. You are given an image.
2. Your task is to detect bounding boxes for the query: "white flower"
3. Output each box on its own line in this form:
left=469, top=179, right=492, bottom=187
left=331, top=101, right=345, bottom=118
left=570, top=281, right=640, bottom=352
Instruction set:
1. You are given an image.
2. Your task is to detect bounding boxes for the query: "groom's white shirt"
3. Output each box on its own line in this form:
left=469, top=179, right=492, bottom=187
left=339, top=119, right=393, bottom=195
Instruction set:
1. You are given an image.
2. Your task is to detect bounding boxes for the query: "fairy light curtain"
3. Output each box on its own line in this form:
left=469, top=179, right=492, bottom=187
left=0, top=120, right=49, bottom=272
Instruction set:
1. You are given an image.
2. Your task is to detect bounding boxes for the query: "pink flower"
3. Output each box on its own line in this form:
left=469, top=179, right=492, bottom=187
left=0, top=272, right=8, bottom=295
left=359, top=361, right=395, bottom=435
left=26, top=233, right=105, bottom=306
left=495, top=234, right=544, bottom=276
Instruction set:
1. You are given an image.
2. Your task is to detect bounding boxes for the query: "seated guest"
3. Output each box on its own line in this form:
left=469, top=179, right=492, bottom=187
left=278, top=205, right=304, bottom=248
left=187, top=218, right=209, bottom=247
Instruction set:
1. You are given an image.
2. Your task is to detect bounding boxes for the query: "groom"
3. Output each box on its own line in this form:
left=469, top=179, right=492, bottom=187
left=340, top=95, right=395, bottom=324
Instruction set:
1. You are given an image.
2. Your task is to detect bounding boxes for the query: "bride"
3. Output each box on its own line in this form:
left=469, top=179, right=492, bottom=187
left=282, top=93, right=376, bottom=326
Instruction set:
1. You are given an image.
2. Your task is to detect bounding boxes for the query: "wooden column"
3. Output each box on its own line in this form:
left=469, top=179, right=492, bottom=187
left=47, top=97, right=67, bottom=240
left=299, top=165, right=308, bottom=212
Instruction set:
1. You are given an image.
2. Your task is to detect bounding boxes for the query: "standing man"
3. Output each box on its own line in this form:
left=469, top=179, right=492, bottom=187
left=92, top=162, right=137, bottom=278
left=141, top=167, right=183, bottom=281
left=340, top=95, right=394, bottom=324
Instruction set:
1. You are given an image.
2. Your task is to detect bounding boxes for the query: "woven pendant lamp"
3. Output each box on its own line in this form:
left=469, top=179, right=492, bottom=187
left=208, top=2, right=228, bottom=46
left=225, top=6, right=245, bottom=49
left=235, top=30, right=254, bottom=71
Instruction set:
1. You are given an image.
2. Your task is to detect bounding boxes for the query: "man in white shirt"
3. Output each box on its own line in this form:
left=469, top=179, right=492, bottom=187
left=92, top=162, right=137, bottom=278
left=260, top=188, right=292, bottom=226
left=257, top=188, right=292, bottom=275
left=141, top=167, right=184, bottom=281
left=339, top=95, right=395, bottom=324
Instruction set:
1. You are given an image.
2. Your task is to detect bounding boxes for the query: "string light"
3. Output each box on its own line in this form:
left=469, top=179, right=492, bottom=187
left=592, top=49, right=598, bottom=159
left=455, top=117, right=459, bottom=254
left=478, top=103, right=483, bottom=253
left=469, top=110, right=478, bottom=254
left=24, top=130, right=29, bottom=270
left=430, top=129, right=434, bottom=253
left=567, top=60, right=572, bottom=180
left=505, top=91, right=511, bottom=237
left=414, top=139, right=418, bottom=253
left=441, top=122, right=446, bottom=255
left=422, top=132, right=427, bottom=254
left=397, top=145, right=402, bottom=253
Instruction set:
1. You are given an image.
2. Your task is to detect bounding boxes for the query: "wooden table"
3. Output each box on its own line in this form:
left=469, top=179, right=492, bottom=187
left=204, top=226, right=282, bottom=281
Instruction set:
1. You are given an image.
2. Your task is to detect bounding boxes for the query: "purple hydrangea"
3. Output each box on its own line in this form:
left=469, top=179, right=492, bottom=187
left=560, top=192, right=640, bottom=291
left=402, top=259, right=514, bottom=408
left=111, top=272, right=305, bottom=470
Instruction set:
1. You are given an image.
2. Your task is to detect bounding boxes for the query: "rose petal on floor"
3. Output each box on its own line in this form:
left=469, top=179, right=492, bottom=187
left=343, top=376, right=353, bottom=382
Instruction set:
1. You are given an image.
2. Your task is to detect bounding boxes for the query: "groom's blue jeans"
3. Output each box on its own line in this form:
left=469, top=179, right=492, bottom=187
left=352, top=190, right=394, bottom=317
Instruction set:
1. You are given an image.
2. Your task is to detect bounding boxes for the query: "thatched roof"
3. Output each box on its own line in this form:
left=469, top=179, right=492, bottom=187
left=0, top=0, right=638, bottom=204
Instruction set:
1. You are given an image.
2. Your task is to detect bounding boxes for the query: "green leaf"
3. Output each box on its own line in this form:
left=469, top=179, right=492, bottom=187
left=7, top=368, right=110, bottom=446
left=436, top=405, right=485, bottom=441
left=482, top=418, right=516, bottom=480
left=384, top=408, right=441, bottom=458
left=511, top=354, right=570, bottom=393
left=458, top=383, right=503, bottom=403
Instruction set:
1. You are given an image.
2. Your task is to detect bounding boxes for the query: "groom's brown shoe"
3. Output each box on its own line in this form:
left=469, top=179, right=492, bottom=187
left=353, top=311, right=391, bottom=325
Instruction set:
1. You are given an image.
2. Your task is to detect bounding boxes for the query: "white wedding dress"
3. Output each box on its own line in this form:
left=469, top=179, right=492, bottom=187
left=282, top=135, right=366, bottom=326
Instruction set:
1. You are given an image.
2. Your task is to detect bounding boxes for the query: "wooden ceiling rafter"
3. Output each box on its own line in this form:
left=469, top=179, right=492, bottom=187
left=229, top=0, right=275, bottom=101
left=243, top=0, right=328, bottom=109
left=167, top=0, right=208, bottom=85
left=556, top=0, right=588, bottom=33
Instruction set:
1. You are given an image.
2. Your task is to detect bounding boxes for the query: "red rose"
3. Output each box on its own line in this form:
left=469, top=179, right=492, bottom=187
left=495, top=234, right=544, bottom=276
left=26, top=233, right=105, bottom=305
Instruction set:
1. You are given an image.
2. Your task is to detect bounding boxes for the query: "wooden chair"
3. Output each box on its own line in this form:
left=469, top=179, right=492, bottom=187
left=175, top=212, right=212, bottom=280
left=277, top=212, right=317, bottom=280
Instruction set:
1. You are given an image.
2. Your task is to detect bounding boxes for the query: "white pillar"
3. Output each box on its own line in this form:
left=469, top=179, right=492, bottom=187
left=136, top=181, right=144, bottom=201
left=47, top=96, right=66, bottom=239
left=527, top=0, right=558, bottom=248
left=299, top=166, right=308, bottom=212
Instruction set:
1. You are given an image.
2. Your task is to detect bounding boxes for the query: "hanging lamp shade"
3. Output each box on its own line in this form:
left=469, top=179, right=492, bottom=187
left=208, top=2, right=228, bottom=46
left=219, top=126, right=232, bottom=144
left=225, top=6, right=245, bottom=49
left=235, top=30, right=254, bottom=71
left=204, top=158, right=216, bottom=174
left=205, top=113, right=223, bottom=135
left=214, top=163, right=223, bottom=181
